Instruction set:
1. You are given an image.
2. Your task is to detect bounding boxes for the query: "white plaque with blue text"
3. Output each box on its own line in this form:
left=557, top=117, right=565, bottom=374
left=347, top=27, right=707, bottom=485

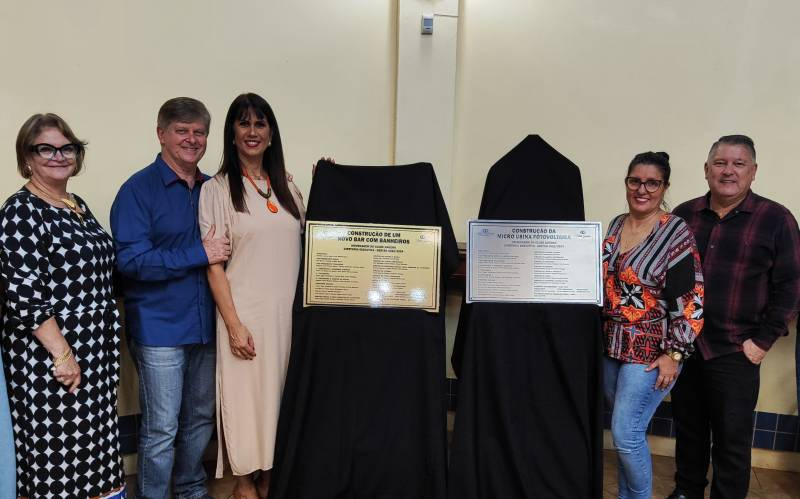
left=467, top=220, right=603, bottom=305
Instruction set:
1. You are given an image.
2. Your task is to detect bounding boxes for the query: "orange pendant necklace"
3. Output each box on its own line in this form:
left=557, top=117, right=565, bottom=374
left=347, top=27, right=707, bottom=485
left=243, top=169, right=279, bottom=213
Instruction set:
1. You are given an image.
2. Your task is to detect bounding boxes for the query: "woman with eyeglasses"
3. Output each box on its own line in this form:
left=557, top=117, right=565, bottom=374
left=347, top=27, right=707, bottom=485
left=0, top=114, right=125, bottom=497
left=601, top=151, right=704, bottom=499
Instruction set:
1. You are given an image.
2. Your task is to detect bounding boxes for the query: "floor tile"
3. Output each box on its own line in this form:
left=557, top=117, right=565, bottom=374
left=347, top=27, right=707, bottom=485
left=124, top=450, right=800, bottom=499
left=752, top=467, right=800, bottom=497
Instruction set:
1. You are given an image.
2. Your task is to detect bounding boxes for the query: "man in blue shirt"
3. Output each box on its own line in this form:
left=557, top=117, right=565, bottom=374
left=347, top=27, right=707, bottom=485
left=111, top=97, right=230, bottom=499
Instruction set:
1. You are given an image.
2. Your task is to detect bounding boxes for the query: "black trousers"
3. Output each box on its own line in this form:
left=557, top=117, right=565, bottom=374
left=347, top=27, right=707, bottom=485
left=671, top=351, right=760, bottom=499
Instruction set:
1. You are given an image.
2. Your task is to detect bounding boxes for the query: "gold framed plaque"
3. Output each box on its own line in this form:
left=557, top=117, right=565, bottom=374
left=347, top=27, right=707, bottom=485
left=303, top=221, right=442, bottom=312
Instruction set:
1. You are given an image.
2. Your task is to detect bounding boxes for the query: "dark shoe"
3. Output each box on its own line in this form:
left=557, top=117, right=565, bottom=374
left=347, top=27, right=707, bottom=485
left=666, top=489, right=688, bottom=499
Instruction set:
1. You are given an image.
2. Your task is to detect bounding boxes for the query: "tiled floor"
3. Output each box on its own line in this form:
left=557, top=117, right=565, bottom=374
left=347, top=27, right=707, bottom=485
left=125, top=450, right=800, bottom=498
left=603, top=451, right=800, bottom=498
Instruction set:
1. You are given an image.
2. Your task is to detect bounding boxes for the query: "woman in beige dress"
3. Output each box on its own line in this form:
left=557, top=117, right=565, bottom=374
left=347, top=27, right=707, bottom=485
left=199, top=93, right=305, bottom=499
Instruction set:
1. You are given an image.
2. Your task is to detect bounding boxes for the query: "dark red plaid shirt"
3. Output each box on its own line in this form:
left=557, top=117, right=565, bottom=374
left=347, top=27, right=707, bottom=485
left=673, top=191, right=800, bottom=360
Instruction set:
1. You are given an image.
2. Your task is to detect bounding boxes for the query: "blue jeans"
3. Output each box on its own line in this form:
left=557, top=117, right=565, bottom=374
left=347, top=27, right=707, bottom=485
left=129, top=339, right=216, bottom=499
left=604, top=356, right=679, bottom=499
left=0, top=353, right=15, bottom=499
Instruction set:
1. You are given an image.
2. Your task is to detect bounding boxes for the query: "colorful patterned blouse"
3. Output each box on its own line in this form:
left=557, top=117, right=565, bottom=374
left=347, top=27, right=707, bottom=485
left=603, top=213, right=704, bottom=364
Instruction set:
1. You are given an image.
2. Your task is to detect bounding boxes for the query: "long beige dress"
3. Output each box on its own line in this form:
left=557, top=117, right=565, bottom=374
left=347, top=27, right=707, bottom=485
left=198, top=173, right=305, bottom=477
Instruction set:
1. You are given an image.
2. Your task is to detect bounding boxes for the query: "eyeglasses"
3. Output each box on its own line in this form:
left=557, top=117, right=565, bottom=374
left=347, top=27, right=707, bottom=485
left=29, top=143, right=82, bottom=160
left=625, top=176, right=665, bottom=193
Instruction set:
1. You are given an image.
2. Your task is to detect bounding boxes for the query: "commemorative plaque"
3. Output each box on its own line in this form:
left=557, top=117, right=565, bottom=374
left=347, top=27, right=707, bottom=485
left=304, top=221, right=442, bottom=312
left=467, top=220, right=602, bottom=305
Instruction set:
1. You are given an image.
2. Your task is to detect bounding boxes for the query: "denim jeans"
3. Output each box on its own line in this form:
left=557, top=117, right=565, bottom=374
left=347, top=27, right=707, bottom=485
left=0, top=353, right=15, bottom=499
left=603, top=356, right=679, bottom=499
left=129, top=339, right=216, bottom=499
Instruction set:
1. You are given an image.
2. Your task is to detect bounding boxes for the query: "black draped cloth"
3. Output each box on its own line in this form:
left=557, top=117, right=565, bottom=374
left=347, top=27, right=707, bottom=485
left=270, top=161, right=458, bottom=499
left=448, top=136, right=603, bottom=499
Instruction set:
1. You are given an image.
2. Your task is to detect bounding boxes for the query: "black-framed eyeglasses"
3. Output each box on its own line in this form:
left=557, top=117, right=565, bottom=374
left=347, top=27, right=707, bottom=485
left=625, top=176, right=665, bottom=193
left=29, top=143, right=83, bottom=160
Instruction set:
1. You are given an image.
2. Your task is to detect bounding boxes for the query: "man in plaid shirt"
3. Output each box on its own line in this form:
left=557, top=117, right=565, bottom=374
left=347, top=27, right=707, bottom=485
left=668, top=135, right=800, bottom=499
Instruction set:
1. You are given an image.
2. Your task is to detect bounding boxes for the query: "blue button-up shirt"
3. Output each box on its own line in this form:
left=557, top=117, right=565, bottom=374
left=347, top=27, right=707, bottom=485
left=111, top=154, right=214, bottom=346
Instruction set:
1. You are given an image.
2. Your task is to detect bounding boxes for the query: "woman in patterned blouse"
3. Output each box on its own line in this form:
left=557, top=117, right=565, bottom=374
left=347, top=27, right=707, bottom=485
left=0, top=114, right=124, bottom=498
left=602, top=151, right=704, bottom=499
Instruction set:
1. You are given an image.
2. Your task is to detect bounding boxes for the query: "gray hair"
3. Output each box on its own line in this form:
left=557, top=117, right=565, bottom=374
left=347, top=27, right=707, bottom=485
left=708, top=134, right=756, bottom=162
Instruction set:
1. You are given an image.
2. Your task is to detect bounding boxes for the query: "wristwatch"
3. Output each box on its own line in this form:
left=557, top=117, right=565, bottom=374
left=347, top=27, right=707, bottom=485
left=665, top=349, right=684, bottom=362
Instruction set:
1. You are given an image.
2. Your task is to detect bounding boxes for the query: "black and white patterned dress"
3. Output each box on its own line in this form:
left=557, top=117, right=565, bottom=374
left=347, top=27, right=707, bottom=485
left=0, top=188, right=124, bottom=498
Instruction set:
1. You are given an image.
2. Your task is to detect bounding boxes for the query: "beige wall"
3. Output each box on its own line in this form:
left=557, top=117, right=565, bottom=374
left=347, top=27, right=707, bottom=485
left=1, top=2, right=797, bottom=414
left=451, top=1, right=800, bottom=236
left=0, top=1, right=397, bottom=228
left=395, top=0, right=459, bottom=200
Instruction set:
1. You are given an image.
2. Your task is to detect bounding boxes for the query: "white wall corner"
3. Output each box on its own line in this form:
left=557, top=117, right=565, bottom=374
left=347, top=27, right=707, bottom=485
left=394, top=0, right=460, bottom=204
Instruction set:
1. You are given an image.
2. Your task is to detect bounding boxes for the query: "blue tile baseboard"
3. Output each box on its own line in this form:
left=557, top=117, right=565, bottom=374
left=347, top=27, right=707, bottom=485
left=118, top=378, right=800, bottom=455
left=601, top=400, right=800, bottom=453
left=756, top=411, right=778, bottom=431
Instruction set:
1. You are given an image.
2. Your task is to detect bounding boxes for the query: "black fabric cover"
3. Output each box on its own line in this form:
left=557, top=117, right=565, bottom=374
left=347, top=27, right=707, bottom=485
left=270, top=161, right=459, bottom=499
left=448, top=135, right=604, bottom=499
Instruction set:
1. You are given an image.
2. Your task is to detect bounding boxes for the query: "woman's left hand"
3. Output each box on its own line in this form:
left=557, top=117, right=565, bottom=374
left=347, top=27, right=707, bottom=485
left=645, top=354, right=680, bottom=390
left=53, top=353, right=82, bottom=394
left=312, top=157, right=335, bottom=176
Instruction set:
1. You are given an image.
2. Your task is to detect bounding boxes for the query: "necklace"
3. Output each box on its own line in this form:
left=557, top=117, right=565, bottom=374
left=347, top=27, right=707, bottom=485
left=242, top=169, right=278, bottom=213
left=27, top=182, right=85, bottom=224
left=245, top=168, right=266, bottom=180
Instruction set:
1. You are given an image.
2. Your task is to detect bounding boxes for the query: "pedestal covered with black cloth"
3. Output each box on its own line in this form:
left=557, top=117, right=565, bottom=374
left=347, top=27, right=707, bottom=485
left=448, top=136, right=603, bottom=499
left=270, top=161, right=458, bottom=499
